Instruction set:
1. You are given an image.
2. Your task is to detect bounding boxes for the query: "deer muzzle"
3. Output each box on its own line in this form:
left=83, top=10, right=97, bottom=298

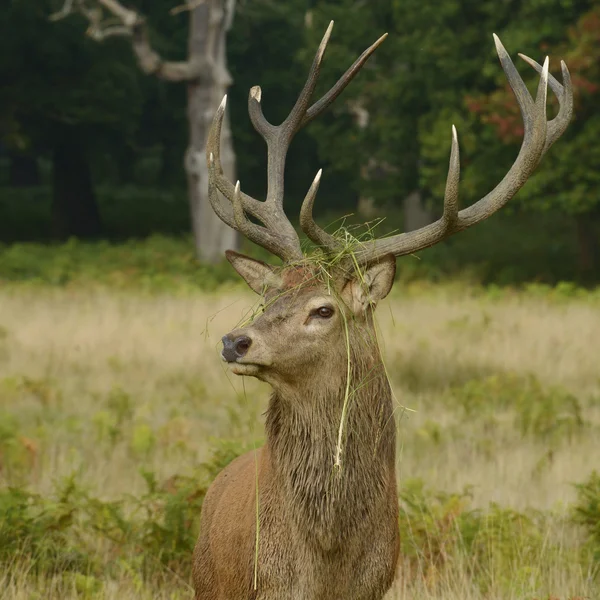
left=221, top=334, right=252, bottom=363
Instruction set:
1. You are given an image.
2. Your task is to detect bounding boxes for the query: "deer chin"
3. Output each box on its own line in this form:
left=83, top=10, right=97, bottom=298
left=230, top=363, right=262, bottom=377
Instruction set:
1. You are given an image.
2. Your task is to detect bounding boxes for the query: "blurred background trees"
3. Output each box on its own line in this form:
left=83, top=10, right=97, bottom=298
left=0, top=0, right=598, bottom=282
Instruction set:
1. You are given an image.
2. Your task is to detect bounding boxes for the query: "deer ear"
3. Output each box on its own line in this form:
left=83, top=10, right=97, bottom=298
left=341, top=254, right=396, bottom=313
left=225, top=250, right=280, bottom=295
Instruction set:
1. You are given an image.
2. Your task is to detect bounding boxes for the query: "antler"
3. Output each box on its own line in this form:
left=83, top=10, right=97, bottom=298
left=207, top=21, right=387, bottom=262
left=208, top=31, right=572, bottom=268
left=335, top=34, right=573, bottom=266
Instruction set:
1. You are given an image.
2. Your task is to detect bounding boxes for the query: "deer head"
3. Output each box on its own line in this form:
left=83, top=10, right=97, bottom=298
left=220, top=250, right=395, bottom=394
left=207, top=22, right=573, bottom=395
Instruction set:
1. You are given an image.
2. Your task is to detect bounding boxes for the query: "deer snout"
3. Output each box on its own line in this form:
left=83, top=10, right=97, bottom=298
left=221, top=334, right=252, bottom=363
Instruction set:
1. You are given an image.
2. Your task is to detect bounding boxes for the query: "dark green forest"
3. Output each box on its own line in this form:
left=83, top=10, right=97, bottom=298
left=1, top=0, right=599, bottom=285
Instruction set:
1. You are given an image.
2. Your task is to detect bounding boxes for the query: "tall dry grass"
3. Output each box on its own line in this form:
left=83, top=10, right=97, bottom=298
left=0, top=283, right=598, bottom=598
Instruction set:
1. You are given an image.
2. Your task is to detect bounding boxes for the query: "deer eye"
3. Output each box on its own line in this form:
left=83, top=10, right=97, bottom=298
left=312, top=306, right=334, bottom=319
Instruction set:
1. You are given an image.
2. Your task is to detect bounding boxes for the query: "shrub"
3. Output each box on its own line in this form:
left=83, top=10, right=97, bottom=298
left=0, top=411, right=38, bottom=484
left=0, top=477, right=93, bottom=574
left=0, top=440, right=249, bottom=582
left=0, top=236, right=239, bottom=291
left=398, top=478, right=590, bottom=596
left=572, top=470, right=600, bottom=565
left=450, top=373, right=584, bottom=443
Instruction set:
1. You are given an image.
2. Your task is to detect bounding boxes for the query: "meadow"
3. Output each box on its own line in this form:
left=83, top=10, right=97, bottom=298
left=0, top=246, right=599, bottom=599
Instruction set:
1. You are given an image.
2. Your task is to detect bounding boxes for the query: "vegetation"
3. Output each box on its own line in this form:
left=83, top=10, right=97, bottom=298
left=1, top=268, right=599, bottom=598
left=1, top=0, right=599, bottom=597
left=1, top=0, right=599, bottom=281
left=0, top=207, right=596, bottom=289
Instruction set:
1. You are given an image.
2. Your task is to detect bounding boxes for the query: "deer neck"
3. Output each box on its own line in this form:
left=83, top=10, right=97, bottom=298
left=264, top=353, right=396, bottom=550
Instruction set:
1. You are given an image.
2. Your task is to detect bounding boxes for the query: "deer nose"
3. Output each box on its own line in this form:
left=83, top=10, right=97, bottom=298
left=221, top=334, right=252, bottom=363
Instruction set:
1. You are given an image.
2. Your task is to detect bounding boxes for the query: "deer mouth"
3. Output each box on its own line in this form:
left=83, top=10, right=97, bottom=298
left=230, top=363, right=262, bottom=376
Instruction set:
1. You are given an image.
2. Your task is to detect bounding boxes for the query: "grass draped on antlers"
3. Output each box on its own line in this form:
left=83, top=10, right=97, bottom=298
left=233, top=218, right=414, bottom=474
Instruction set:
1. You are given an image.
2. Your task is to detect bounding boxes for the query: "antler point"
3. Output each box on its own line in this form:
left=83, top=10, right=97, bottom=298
left=541, top=56, right=549, bottom=85
left=492, top=33, right=507, bottom=58
left=317, top=21, right=335, bottom=62
left=250, top=86, right=262, bottom=102
left=372, top=32, right=388, bottom=48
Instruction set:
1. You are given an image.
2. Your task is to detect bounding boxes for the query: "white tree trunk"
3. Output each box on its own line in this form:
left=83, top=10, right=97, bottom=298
left=186, top=0, right=238, bottom=262
left=52, top=0, right=240, bottom=263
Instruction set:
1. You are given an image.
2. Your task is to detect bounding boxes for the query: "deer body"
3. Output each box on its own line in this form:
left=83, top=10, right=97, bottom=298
left=193, top=390, right=398, bottom=600
left=192, top=18, right=572, bottom=600
left=193, top=281, right=400, bottom=599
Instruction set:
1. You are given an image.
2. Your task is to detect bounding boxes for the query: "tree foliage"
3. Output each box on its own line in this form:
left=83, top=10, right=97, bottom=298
left=469, top=2, right=600, bottom=217
left=0, top=0, right=145, bottom=155
left=0, top=0, right=598, bottom=279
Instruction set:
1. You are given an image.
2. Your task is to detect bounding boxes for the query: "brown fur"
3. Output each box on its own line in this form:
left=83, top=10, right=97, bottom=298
left=193, top=256, right=400, bottom=599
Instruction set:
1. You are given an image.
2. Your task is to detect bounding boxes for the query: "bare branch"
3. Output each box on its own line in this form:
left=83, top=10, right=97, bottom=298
left=170, top=0, right=208, bottom=16
left=51, top=0, right=205, bottom=82
left=49, top=0, right=75, bottom=21
left=224, top=0, right=236, bottom=31
left=97, top=0, right=137, bottom=26
left=88, top=24, right=131, bottom=40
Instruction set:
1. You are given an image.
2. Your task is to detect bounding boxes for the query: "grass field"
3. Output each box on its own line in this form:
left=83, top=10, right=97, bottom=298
left=1, top=279, right=599, bottom=599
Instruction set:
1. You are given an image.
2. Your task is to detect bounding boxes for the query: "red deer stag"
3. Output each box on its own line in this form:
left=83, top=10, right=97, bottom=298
left=192, top=22, right=572, bottom=600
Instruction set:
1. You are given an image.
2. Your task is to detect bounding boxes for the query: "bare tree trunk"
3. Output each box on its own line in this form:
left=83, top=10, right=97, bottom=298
left=403, top=190, right=433, bottom=232
left=186, top=0, right=238, bottom=262
left=51, top=0, right=239, bottom=262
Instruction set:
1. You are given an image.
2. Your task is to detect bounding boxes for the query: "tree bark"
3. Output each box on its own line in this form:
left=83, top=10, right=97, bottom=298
left=51, top=128, right=102, bottom=238
left=185, top=0, right=238, bottom=262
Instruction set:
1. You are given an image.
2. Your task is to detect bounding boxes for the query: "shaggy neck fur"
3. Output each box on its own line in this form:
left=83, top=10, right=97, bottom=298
left=264, top=326, right=396, bottom=552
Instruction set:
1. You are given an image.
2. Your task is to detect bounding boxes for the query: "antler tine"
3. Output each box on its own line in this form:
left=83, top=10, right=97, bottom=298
left=353, top=35, right=571, bottom=266
left=206, top=98, right=303, bottom=262
left=230, top=180, right=293, bottom=258
left=442, top=124, right=460, bottom=228
left=240, top=19, right=337, bottom=250
left=518, top=53, right=573, bottom=152
left=492, top=35, right=537, bottom=132
left=206, top=96, right=266, bottom=221
left=302, top=31, right=388, bottom=128
left=299, top=169, right=341, bottom=252
left=207, top=21, right=388, bottom=263
left=247, top=21, right=335, bottom=145
left=294, top=25, right=388, bottom=254
left=284, top=21, right=335, bottom=136
left=207, top=160, right=287, bottom=258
